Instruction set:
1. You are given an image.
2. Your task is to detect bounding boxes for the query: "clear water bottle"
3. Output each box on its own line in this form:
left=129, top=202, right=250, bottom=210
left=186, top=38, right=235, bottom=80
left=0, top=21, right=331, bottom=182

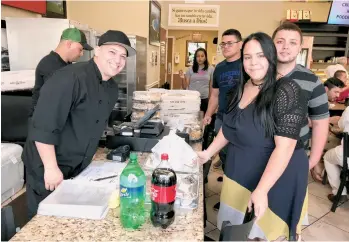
left=119, top=153, right=146, bottom=229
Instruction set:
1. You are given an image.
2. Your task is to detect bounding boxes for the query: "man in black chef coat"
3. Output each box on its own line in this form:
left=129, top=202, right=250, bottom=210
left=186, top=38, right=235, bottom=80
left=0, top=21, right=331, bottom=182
left=29, top=27, right=93, bottom=117
left=22, top=30, right=136, bottom=219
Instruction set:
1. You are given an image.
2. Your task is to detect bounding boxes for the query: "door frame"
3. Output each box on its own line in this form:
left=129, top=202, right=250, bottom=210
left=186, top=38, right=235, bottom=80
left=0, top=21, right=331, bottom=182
left=167, top=36, right=175, bottom=89
left=159, top=26, right=167, bottom=87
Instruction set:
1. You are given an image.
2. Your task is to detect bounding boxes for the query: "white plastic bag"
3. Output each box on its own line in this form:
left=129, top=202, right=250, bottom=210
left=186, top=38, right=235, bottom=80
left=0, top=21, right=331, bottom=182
left=166, top=119, right=185, bottom=132
left=145, top=131, right=199, bottom=173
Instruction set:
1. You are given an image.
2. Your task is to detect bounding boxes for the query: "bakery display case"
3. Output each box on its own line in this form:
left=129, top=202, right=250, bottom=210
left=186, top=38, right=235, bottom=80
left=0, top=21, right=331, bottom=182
left=130, top=89, right=203, bottom=142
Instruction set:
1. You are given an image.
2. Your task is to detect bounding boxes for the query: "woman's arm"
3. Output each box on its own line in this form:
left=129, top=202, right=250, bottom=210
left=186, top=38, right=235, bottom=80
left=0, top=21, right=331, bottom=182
left=258, top=80, right=307, bottom=192
left=208, top=66, right=215, bottom=98
left=248, top=79, right=307, bottom=219
left=249, top=137, right=297, bottom=219
left=183, top=75, right=190, bottom=89
left=255, top=136, right=297, bottom=194
left=182, top=68, right=191, bottom=89
left=205, top=128, right=228, bottom=157
left=197, top=128, right=228, bottom=164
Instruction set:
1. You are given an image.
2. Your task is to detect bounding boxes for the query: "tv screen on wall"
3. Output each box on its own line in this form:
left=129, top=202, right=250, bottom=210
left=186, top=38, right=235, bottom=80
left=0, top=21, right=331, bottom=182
left=327, top=0, right=349, bottom=25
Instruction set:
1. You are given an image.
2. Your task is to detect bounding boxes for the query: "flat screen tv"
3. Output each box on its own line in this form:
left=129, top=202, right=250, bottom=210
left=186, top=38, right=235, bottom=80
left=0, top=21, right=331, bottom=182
left=327, top=0, right=349, bottom=25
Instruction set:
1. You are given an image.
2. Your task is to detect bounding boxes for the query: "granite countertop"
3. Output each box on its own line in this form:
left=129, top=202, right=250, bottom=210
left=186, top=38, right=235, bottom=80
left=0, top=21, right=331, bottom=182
left=11, top=142, right=204, bottom=241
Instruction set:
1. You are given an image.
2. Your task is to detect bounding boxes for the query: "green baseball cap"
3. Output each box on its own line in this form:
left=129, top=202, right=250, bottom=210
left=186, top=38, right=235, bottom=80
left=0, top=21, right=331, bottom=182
left=60, top=28, right=93, bottom=51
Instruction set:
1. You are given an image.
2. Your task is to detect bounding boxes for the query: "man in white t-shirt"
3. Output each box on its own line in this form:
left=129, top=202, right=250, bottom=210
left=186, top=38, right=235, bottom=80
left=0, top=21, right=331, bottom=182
left=324, top=106, right=349, bottom=202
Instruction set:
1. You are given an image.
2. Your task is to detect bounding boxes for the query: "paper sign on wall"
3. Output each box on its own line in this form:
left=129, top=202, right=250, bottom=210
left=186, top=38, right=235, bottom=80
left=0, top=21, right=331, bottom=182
left=168, top=4, right=220, bottom=27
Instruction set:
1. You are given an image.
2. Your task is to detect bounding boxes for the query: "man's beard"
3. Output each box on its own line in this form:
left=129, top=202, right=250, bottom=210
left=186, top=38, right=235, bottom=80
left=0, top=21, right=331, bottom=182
left=277, top=56, right=297, bottom=65
left=224, top=51, right=238, bottom=60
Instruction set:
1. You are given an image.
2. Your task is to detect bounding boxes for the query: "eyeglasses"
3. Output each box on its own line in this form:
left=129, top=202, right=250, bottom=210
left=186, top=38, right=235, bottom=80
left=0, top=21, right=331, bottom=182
left=219, top=41, right=240, bottom=48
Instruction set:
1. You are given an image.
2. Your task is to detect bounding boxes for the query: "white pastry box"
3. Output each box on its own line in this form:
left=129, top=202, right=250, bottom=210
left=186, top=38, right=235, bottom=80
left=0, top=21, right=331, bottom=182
left=1, top=143, right=24, bottom=203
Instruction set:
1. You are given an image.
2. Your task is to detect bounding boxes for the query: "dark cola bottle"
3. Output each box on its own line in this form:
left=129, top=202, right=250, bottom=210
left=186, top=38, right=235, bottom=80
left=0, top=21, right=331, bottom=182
left=150, top=153, right=177, bottom=229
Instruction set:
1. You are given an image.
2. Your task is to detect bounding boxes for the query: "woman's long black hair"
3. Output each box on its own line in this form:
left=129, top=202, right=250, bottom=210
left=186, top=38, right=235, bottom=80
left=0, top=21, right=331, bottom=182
left=227, top=32, right=278, bottom=138
left=192, top=48, right=209, bottom=73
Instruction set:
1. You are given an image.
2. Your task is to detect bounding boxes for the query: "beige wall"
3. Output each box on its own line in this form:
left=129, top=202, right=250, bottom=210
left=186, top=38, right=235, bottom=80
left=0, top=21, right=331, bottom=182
left=161, top=1, right=332, bottom=62
left=67, top=1, right=160, bottom=87
left=2, top=1, right=332, bottom=83
left=66, top=1, right=148, bottom=36
left=1, top=5, right=42, bottom=19
left=2, top=1, right=161, bottom=87
left=168, top=30, right=218, bottom=73
left=162, top=1, right=331, bottom=34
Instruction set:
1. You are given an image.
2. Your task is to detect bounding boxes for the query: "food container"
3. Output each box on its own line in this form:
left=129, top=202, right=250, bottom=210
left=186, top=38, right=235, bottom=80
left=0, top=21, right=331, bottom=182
left=188, top=112, right=204, bottom=142
left=160, top=90, right=200, bottom=97
left=160, top=91, right=201, bottom=114
left=131, top=110, right=161, bottom=122
left=133, top=91, right=162, bottom=103
left=160, top=112, right=201, bottom=125
left=132, top=101, right=159, bottom=111
left=188, top=125, right=203, bottom=142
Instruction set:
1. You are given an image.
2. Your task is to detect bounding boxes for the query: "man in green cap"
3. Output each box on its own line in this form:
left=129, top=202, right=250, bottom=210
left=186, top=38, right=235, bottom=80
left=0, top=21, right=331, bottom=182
left=29, top=27, right=93, bottom=117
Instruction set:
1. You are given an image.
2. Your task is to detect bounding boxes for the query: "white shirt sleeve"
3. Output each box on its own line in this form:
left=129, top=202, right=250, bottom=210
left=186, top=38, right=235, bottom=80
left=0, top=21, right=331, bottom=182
left=338, top=107, right=349, bottom=133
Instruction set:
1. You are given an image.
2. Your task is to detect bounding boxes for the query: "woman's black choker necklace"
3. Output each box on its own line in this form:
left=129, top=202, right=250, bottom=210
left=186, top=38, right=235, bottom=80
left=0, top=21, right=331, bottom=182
left=251, top=79, right=263, bottom=89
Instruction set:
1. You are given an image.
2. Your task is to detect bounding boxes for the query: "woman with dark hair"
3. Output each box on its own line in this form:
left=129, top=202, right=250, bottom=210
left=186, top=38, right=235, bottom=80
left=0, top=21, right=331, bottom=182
left=197, top=32, right=308, bottom=241
left=184, top=48, right=214, bottom=114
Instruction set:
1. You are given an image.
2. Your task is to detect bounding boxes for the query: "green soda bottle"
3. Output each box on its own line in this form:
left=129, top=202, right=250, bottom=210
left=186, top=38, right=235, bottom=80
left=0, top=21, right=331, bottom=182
left=119, top=153, right=146, bottom=229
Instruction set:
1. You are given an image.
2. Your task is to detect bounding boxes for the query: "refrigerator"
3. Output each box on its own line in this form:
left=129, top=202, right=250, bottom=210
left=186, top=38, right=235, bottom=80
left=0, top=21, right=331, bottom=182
left=91, top=30, right=104, bottom=57
left=5, top=17, right=97, bottom=71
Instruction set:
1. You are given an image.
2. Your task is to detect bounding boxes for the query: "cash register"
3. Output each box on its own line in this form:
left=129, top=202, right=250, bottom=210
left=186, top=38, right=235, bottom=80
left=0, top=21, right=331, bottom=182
left=106, top=105, right=189, bottom=152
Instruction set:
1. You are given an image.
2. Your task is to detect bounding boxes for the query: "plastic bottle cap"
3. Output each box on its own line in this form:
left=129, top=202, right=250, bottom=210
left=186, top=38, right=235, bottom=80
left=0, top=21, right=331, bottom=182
left=130, top=153, right=137, bottom=160
left=161, top=153, right=169, bottom=160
